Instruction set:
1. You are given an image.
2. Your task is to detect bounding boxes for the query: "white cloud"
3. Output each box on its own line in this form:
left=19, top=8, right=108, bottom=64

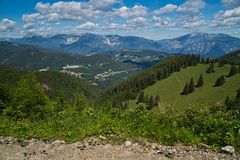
left=153, top=4, right=177, bottom=14
left=114, top=5, right=148, bottom=18
left=25, top=1, right=117, bottom=24
left=178, top=15, right=206, bottom=28
left=211, top=7, right=240, bottom=27
left=0, top=19, right=16, bottom=32
left=76, top=22, right=99, bottom=30
left=152, top=16, right=175, bottom=27
left=221, top=0, right=240, bottom=9
left=89, top=0, right=122, bottom=11
left=102, top=23, right=121, bottom=30
left=177, top=0, right=206, bottom=13
left=124, top=17, right=148, bottom=29
left=22, top=13, right=43, bottom=23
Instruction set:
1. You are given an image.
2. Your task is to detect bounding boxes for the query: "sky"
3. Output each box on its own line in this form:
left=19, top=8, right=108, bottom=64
left=0, top=0, right=240, bottom=40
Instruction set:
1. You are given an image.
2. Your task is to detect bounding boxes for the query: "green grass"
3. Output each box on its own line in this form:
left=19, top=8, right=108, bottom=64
left=136, top=64, right=240, bottom=111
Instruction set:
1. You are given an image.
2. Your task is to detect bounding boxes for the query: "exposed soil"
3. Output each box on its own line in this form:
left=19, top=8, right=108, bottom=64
left=0, top=137, right=238, bottom=160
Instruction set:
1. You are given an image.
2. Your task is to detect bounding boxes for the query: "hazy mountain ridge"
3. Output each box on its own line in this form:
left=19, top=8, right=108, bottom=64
left=6, top=32, right=240, bottom=57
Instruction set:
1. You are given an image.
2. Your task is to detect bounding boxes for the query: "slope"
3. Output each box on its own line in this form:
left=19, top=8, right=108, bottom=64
left=0, top=65, right=100, bottom=100
left=142, top=64, right=240, bottom=111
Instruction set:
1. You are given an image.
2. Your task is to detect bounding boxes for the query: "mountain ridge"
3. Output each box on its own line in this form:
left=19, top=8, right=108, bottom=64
left=5, top=32, right=240, bottom=57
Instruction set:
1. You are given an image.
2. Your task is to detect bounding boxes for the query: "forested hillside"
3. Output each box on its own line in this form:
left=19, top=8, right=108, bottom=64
left=134, top=63, right=240, bottom=111
left=219, top=49, right=240, bottom=64
left=0, top=65, right=99, bottom=100
left=104, top=55, right=201, bottom=105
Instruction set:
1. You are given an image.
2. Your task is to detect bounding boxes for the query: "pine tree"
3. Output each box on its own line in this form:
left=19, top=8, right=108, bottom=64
left=196, top=74, right=204, bottom=87
left=154, top=94, right=160, bottom=106
left=225, top=96, right=233, bottom=110
left=145, top=94, right=149, bottom=104
left=188, top=78, right=195, bottom=93
left=214, top=75, right=225, bottom=87
left=218, top=61, right=224, bottom=68
left=137, top=91, right=145, bottom=104
left=206, top=58, right=210, bottom=64
left=147, top=95, right=155, bottom=110
left=236, top=89, right=240, bottom=109
left=227, top=65, right=238, bottom=77
left=206, top=62, right=215, bottom=73
left=200, top=58, right=205, bottom=64
left=236, top=89, right=240, bottom=101
left=181, top=82, right=189, bottom=95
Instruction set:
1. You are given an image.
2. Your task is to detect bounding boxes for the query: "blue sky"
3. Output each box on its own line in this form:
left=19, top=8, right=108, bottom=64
left=0, top=0, right=239, bottom=39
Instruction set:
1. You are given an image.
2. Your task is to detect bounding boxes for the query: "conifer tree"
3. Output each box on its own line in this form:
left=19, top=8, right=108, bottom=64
left=218, top=61, right=224, bottom=68
left=206, top=62, right=215, bottom=73
left=196, top=74, right=204, bottom=87
left=236, top=89, right=240, bottom=109
left=214, top=75, right=225, bottom=87
left=200, top=58, right=205, bottom=64
left=137, top=91, right=145, bottom=104
left=145, top=94, right=149, bottom=104
left=227, top=65, right=238, bottom=77
left=147, top=95, right=155, bottom=110
left=206, top=58, right=210, bottom=64
left=188, top=78, right=195, bottom=93
left=236, top=89, right=240, bottom=101
left=181, top=82, right=189, bottom=95
left=154, top=94, right=160, bottom=106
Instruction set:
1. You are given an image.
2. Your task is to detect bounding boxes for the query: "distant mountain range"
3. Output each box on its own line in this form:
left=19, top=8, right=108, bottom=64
left=6, top=32, right=240, bottom=57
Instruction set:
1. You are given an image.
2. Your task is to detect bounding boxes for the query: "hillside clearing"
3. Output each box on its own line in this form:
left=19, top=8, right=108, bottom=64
left=139, top=64, right=240, bottom=111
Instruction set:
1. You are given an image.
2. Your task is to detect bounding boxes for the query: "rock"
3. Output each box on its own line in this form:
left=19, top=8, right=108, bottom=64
left=124, top=141, right=132, bottom=147
left=132, top=143, right=139, bottom=148
left=52, top=140, right=66, bottom=146
left=84, top=137, right=98, bottom=146
left=197, top=143, right=209, bottom=149
left=99, top=135, right=107, bottom=141
left=221, top=146, right=235, bottom=155
left=104, top=144, right=112, bottom=149
left=1, top=137, right=18, bottom=144
left=75, top=141, right=87, bottom=150
left=165, top=152, right=175, bottom=159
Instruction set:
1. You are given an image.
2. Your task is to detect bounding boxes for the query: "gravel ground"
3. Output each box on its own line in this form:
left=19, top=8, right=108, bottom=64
left=0, top=137, right=238, bottom=160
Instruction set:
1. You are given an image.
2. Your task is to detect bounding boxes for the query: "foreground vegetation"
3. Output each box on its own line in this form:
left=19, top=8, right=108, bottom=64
left=0, top=72, right=240, bottom=151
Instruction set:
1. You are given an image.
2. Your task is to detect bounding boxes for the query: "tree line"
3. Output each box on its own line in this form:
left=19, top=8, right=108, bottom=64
left=103, top=54, right=201, bottom=107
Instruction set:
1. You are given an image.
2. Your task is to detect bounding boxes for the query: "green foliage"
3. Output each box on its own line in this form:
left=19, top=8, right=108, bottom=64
left=154, top=94, right=160, bottom=106
left=188, top=77, right=195, bottom=93
left=137, top=91, right=145, bottom=104
left=214, top=75, right=225, bottom=87
left=181, top=82, right=189, bottom=95
left=147, top=95, right=155, bottom=110
left=206, top=62, right=215, bottom=73
left=1, top=102, right=239, bottom=150
left=196, top=74, right=204, bottom=88
left=104, top=55, right=200, bottom=105
left=227, top=65, right=238, bottom=77
left=3, top=74, right=49, bottom=119
left=141, top=63, right=240, bottom=111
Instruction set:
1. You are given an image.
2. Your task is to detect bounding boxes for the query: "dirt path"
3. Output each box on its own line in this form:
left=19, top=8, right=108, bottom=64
left=0, top=137, right=238, bottom=160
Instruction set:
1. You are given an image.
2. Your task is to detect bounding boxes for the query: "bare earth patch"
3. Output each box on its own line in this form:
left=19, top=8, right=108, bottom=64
left=0, top=137, right=238, bottom=160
